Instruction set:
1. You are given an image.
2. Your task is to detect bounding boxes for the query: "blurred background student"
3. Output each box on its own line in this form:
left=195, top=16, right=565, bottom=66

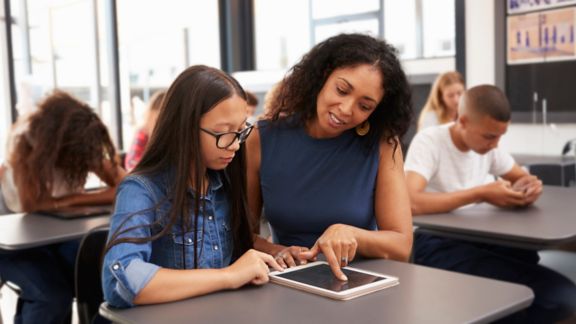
left=417, top=71, right=465, bottom=131
left=124, top=90, right=167, bottom=171
left=245, top=91, right=259, bottom=124
left=0, top=90, right=125, bottom=323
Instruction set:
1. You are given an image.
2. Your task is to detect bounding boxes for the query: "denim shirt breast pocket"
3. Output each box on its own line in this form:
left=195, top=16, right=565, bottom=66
left=170, top=229, right=204, bottom=269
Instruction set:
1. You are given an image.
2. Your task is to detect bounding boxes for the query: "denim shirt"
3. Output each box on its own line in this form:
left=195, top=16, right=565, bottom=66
left=102, top=170, right=233, bottom=308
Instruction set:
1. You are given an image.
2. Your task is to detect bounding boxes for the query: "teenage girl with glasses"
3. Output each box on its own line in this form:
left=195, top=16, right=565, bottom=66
left=102, top=65, right=281, bottom=308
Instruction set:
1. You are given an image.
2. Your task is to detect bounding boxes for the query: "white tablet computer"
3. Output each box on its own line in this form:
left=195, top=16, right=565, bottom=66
left=269, top=261, right=398, bottom=300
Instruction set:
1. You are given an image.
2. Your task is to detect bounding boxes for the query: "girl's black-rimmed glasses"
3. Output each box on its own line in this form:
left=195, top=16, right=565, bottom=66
left=200, top=123, right=254, bottom=149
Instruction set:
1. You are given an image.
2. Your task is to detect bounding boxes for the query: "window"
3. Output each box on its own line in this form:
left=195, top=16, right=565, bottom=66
left=255, top=0, right=455, bottom=70
left=312, top=0, right=379, bottom=19
left=254, top=0, right=310, bottom=70
left=116, top=0, right=220, bottom=148
left=314, top=19, right=380, bottom=43
left=384, top=0, right=418, bottom=59
left=311, top=0, right=381, bottom=45
left=422, top=0, right=455, bottom=57
left=9, top=0, right=108, bottom=125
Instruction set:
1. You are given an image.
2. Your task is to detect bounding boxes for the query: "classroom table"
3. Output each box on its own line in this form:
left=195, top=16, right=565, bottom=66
left=0, top=212, right=109, bottom=251
left=99, top=259, right=534, bottom=324
left=413, top=186, right=576, bottom=250
left=513, top=154, right=575, bottom=187
left=0, top=212, right=110, bottom=324
left=513, top=154, right=575, bottom=166
left=512, top=154, right=574, bottom=166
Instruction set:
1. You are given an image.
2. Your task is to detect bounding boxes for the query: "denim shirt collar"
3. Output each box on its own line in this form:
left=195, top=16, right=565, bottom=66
left=155, top=168, right=224, bottom=198
left=185, top=170, right=224, bottom=199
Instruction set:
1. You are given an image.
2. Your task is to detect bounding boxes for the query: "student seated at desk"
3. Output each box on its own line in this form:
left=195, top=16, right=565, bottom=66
left=0, top=90, right=125, bottom=323
left=246, top=34, right=413, bottom=281
left=124, top=90, right=166, bottom=171
left=405, top=85, right=576, bottom=323
left=102, top=65, right=283, bottom=308
left=417, top=71, right=465, bottom=132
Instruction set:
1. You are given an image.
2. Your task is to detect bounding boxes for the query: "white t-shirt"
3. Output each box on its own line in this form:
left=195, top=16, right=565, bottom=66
left=405, top=123, right=515, bottom=195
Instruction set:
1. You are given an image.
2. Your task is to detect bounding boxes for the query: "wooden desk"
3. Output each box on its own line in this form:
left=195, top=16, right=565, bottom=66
left=99, top=259, right=533, bottom=324
left=413, top=186, right=576, bottom=249
left=0, top=213, right=109, bottom=251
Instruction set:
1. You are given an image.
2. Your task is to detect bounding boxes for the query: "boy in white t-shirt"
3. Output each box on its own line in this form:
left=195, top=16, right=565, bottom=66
left=405, top=85, right=576, bottom=322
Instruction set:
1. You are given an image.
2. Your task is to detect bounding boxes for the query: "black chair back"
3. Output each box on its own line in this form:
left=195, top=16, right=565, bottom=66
left=75, top=226, right=110, bottom=324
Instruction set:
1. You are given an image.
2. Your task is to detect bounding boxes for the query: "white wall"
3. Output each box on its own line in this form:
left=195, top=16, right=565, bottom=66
left=465, top=1, right=496, bottom=87
left=402, top=57, right=455, bottom=76
left=500, top=123, right=576, bottom=156
left=465, top=0, right=576, bottom=156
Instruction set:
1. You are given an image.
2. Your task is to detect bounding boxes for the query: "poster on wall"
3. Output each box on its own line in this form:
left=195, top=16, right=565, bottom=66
left=508, top=0, right=576, bottom=14
left=507, top=7, right=576, bottom=64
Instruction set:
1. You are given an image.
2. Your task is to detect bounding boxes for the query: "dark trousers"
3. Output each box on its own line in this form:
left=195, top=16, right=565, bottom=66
left=414, top=232, right=576, bottom=324
left=0, top=240, right=78, bottom=324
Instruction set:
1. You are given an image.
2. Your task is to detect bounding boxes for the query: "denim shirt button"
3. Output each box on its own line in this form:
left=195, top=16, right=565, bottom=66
left=208, top=215, right=213, bottom=221
left=112, top=263, right=120, bottom=271
left=213, top=245, right=219, bottom=250
left=187, top=238, right=193, bottom=244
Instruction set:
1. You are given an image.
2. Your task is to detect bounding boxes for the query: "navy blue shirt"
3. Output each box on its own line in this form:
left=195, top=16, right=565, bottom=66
left=259, top=119, right=380, bottom=248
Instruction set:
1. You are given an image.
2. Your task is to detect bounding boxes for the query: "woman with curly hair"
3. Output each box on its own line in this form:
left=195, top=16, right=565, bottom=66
left=247, top=34, right=414, bottom=280
left=417, top=71, right=465, bottom=131
left=0, top=90, right=125, bottom=322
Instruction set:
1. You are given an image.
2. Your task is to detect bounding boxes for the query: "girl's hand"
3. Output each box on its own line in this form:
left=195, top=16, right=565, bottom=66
left=299, top=224, right=358, bottom=281
left=225, top=249, right=283, bottom=289
left=36, top=197, right=67, bottom=211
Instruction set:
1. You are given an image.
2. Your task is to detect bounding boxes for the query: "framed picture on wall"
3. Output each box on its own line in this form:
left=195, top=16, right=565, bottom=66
left=508, top=0, right=576, bottom=14
left=507, top=7, right=576, bottom=64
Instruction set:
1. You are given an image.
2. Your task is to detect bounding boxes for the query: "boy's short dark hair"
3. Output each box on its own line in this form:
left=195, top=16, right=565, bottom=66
left=463, top=85, right=511, bottom=122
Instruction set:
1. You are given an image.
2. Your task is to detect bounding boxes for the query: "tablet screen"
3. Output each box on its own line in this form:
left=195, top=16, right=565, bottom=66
left=273, top=263, right=386, bottom=292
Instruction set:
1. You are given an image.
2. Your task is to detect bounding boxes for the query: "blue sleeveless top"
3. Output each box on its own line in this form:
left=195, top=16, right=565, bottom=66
left=258, top=119, right=380, bottom=248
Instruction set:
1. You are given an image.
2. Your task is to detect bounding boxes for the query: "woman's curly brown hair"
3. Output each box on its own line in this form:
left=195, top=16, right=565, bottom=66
left=9, top=90, right=117, bottom=210
left=269, top=33, right=413, bottom=153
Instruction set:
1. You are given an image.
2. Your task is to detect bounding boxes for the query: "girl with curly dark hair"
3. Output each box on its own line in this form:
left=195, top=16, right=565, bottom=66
left=1, top=90, right=125, bottom=212
left=247, top=34, right=414, bottom=280
left=0, top=90, right=125, bottom=323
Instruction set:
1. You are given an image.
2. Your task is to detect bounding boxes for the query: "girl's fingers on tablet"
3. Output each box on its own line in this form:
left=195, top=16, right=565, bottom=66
left=263, top=252, right=284, bottom=271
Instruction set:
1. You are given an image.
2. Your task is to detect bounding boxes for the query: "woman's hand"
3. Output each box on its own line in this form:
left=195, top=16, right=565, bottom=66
left=272, top=245, right=312, bottom=268
left=224, top=249, right=283, bottom=289
left=299, top=224, right=358, bottom=281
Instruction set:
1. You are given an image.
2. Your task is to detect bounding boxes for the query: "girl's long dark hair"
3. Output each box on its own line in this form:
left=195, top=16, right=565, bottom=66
left=106, top=65, right=253, bottom=267
left=269, top=33, right=413, bottom=154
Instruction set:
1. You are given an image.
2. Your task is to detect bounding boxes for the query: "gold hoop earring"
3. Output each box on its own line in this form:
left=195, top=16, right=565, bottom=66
left=355, top=121, right=370, bottom=136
